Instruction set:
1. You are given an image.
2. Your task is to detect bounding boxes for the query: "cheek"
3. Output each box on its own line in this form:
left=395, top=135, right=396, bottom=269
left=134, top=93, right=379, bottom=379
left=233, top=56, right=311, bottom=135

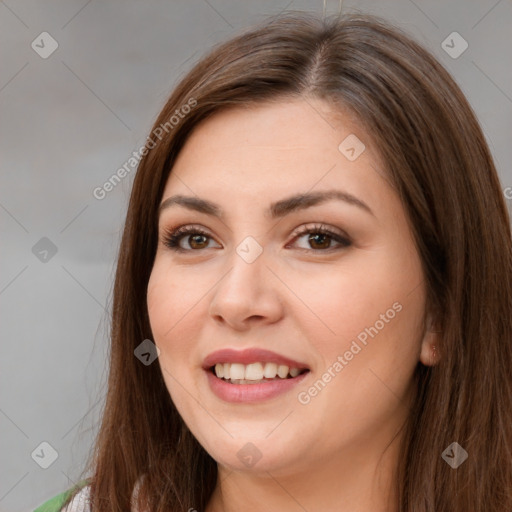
left=295, top=255, right=425, bottom=424
left=291, top=242, right=424, bottom=384
left=147, top=263, right=209, bottom=417
left=147, top=262, right=203, bottom=372
left=147, top=260, right=209, bottom=338
left=289, top=248, right=422, bottom=356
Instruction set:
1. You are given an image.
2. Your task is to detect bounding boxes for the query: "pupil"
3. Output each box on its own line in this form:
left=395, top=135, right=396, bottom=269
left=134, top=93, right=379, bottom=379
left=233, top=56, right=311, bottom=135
left=190, top=235, right=207, bottom=249
left=310, top=233, right=329, bottom=249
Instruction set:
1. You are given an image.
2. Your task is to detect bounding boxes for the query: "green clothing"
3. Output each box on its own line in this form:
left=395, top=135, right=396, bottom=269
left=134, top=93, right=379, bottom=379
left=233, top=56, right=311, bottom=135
left=34, top=481, right=89, bottom=512
left=34, top=490, right=71, bottom=512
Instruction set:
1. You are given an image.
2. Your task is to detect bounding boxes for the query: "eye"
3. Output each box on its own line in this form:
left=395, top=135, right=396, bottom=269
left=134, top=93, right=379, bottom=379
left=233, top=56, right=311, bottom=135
left=288, top=223, right=352, bottom=252
left=161, top=225, right=220, bottom=252
left=160, top=223, right=352, bottom=253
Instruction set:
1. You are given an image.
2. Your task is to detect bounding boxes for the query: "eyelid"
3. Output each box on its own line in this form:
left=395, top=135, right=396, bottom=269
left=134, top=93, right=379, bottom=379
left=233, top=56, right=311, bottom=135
left=160, top=224, right=219, bottom=251
left=286, top=223, right=352, bottom=252
left=160, top=222, right=351, bottom=253
left=288, top=222, right=349, bottom=242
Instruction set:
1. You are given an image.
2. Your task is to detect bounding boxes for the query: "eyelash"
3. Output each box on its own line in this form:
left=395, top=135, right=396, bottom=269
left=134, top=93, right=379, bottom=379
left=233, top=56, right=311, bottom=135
left=161, top=223, right=352, bottom=254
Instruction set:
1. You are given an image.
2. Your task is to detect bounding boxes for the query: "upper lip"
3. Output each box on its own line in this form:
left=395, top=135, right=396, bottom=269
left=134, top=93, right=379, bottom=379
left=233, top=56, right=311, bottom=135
left=202, top=348, right=310, bottom=371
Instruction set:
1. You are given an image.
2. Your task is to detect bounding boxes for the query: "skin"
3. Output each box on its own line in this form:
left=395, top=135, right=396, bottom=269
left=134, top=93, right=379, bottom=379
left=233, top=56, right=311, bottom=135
left=146, top=98, right=439, bottom=512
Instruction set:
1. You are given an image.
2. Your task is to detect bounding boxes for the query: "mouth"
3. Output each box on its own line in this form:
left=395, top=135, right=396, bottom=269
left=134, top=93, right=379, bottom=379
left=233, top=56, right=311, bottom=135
left=204, top=362, right=311, bottom=403
left=202, top=348, right=311, bottom=402
left=209, top=362, right=310, bottom=384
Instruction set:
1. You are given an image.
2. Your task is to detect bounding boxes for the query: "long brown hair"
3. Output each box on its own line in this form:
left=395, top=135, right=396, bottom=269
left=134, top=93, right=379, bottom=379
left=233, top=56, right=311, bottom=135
left=65, top=11, right=512, bottom=512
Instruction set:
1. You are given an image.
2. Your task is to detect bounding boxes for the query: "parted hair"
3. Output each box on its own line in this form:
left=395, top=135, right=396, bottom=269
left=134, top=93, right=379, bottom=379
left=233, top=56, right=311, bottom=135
left=64, top=11, right=512, bottom=512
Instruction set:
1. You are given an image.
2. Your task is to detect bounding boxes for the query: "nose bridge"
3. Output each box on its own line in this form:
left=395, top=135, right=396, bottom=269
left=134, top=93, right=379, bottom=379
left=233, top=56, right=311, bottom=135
left=217, top=235, right=267, bottom=300
left=208, top=236, right=283, bottom=326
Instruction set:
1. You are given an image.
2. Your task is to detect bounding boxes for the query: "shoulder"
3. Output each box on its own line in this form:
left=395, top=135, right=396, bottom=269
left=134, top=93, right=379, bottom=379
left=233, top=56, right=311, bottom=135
left=34, top=476, right=145, bottom=512
left=34, top=484, right=90, bottom=512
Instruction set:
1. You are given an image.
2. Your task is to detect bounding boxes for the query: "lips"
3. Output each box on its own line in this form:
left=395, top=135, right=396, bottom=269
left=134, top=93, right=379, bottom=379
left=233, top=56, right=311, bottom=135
left=202, top=347, right=310, bottom=371
left=202, top=348, right=311, bottom=403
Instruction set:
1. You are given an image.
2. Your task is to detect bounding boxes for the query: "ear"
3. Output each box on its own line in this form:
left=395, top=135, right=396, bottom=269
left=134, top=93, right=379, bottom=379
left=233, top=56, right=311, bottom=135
left=419, top=311, right=441, bottom=366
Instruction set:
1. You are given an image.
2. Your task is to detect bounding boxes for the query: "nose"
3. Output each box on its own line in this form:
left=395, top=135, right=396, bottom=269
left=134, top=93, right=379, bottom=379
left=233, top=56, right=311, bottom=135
left=208, top=245, right=284, bottom=331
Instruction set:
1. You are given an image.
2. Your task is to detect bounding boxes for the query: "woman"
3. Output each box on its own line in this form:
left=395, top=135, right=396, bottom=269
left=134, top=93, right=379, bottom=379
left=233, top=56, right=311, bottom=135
left=35, top=10, right=512, bottom=512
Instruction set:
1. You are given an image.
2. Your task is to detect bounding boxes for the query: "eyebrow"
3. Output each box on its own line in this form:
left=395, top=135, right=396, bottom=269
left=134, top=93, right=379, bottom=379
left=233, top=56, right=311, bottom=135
left=158, top=189, right=374, bottom=220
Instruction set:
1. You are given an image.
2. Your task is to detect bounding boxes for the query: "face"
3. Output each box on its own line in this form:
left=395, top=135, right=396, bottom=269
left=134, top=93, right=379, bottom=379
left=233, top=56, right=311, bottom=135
left=147, top=98, right=434, bottom=477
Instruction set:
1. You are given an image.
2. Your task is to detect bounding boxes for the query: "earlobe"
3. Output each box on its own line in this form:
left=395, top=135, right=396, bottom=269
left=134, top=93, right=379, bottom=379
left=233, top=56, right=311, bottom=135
left=419, top=334, right=440, bottom=366
left=419, top=315, right=441, bottom=366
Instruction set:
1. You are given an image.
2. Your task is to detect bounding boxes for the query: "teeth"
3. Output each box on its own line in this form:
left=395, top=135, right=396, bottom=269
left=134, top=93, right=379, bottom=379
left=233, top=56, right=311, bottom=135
left=213, top=362, right=304, bottom=381
left=277, top=365, right=289, bottom=378
left=263, top=362, right=278, bottom=378
left=229, top=363, right=245, bottom=380
left=215, top=363, right=224, bottom=378
left=245, top=362, right=264, bottom=380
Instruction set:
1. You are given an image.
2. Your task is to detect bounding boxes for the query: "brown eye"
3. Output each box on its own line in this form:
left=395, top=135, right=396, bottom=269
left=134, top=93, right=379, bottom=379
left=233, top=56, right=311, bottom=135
left=307, top=233, right=333, bottom=250
left=291, top=224, right=352, bottom=252
left=161, top=223, right=351, bottom=254
left=162, top=226, right=218, bottom=252
left=186, top=234, right=210, bottom=250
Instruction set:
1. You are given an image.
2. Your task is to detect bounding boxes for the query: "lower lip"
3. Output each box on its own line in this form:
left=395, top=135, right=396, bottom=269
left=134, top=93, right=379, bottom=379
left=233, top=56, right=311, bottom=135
left=205, top=369, right=310, bottom=403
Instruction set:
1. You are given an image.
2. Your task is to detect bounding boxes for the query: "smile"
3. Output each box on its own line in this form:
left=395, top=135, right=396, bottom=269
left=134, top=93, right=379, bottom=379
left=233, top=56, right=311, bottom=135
left=205, top=364, right=310, bottom=403
left=212, top=362, right=307, bottom=383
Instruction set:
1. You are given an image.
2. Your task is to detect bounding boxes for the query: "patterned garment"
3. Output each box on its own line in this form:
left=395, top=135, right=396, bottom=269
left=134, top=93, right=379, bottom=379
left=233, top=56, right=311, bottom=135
left=34, top=478, right=143, bottom=511
left=33, top=484, right=90, bottom=512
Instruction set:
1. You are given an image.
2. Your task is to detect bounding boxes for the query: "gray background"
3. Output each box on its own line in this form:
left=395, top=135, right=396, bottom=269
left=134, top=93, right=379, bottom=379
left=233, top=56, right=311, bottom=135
left=1, top=0, right=511, bottom=510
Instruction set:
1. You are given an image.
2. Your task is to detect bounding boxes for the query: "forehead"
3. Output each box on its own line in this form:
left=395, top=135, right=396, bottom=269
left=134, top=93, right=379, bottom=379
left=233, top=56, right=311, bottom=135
left=173, top=99, right=366, bottom=162
left=161, top=99, right=390, bottom=213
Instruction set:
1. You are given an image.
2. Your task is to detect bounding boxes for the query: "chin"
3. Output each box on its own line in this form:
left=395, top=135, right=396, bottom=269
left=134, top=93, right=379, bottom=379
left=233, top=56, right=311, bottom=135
left=199, top=434, right=305, bottom=475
